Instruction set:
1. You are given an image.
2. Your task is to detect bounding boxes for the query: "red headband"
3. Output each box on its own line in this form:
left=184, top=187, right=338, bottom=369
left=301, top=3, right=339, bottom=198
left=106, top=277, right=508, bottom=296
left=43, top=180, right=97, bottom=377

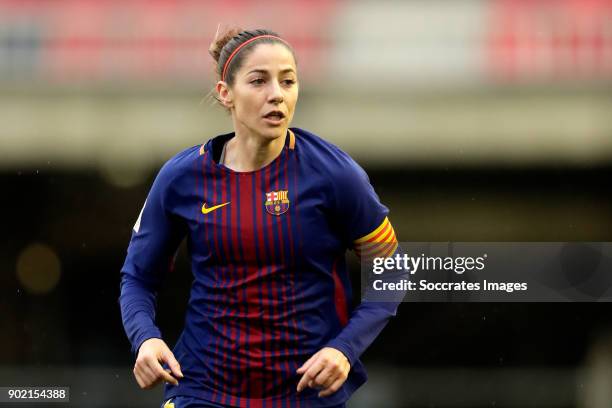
left=221, top=34, right=290, bottom=82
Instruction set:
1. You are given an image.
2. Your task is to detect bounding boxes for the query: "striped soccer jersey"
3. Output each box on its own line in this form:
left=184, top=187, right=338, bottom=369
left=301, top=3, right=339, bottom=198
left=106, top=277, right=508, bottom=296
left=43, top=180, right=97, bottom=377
left=120, top=127, right=400, bottom=408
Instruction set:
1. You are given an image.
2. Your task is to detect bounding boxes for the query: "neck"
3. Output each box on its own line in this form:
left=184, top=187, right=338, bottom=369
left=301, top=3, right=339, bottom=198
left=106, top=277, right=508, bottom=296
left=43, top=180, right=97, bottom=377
left=223, top=123, right=287, bottom=172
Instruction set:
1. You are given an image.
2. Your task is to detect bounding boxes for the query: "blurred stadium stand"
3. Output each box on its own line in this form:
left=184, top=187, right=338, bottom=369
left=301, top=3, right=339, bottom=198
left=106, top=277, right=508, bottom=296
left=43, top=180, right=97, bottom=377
left=1, top=1, right=612, bottom=407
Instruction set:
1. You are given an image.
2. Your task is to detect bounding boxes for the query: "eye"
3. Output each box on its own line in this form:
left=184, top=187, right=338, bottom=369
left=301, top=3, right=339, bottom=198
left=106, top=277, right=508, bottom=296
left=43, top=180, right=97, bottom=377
left=283, top=79, right=296, bottom=86
left=250, top=78, right=265, bottom=85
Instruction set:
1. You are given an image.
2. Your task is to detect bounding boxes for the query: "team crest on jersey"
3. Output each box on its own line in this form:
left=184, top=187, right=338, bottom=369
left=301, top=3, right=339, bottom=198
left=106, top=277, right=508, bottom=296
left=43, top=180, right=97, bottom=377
left=265, top=190, right=290, bottom=216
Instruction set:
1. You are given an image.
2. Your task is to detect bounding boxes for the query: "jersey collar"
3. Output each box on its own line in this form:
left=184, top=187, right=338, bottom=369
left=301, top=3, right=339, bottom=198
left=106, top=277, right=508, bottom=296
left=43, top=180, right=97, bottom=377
left=200, top=128, right=296, bottom=157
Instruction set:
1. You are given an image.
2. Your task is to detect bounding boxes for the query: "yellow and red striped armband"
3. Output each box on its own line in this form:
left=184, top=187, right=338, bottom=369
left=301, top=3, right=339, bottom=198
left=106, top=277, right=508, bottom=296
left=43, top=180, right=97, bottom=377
left=353, top=217, right=398, bottom=260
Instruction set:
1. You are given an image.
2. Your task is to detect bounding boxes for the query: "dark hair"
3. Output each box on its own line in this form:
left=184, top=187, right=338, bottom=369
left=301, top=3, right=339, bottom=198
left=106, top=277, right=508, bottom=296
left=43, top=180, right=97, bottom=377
left=208, top=27, right=297, bottom=86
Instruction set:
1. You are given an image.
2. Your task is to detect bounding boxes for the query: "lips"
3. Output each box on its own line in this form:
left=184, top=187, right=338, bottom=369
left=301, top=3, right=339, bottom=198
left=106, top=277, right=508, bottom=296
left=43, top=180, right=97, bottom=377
left=263, top=110, right=285, bottom=120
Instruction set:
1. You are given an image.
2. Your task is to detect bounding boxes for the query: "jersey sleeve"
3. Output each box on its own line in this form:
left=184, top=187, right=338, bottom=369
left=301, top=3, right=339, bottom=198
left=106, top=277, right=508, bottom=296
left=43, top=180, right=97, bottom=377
left=325, top=154, right=402, bottom=366
left=331, top=154, right=397, bottom=257
left=118, top=161, right=186, bottom=355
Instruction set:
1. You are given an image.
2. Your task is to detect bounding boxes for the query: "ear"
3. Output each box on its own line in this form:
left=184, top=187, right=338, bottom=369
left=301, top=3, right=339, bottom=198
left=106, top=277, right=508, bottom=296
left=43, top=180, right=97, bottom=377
left=216, top=81, right=233, bottom=108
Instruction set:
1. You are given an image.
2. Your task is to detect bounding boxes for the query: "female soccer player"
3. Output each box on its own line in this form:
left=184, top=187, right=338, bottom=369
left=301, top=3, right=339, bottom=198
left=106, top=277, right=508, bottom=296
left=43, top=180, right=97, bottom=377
left=119, top=27, right=401, bottom=408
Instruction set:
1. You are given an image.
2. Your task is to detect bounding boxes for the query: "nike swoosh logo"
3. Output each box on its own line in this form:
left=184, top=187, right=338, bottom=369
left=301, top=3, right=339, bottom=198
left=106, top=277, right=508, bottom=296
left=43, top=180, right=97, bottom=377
left=201, top=202, right=230, bottom=214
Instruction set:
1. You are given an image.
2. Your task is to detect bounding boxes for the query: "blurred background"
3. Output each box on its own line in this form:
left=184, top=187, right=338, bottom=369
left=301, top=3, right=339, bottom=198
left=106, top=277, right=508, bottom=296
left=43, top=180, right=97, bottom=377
left=1, top=0, right=612, bottom=407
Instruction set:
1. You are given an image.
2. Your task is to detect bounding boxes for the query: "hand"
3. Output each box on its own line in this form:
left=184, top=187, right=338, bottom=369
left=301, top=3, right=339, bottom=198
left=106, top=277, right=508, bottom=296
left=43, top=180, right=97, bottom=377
left=133, top=338, right=184, bottom=389
left=296, top=347, right=350, bottom=397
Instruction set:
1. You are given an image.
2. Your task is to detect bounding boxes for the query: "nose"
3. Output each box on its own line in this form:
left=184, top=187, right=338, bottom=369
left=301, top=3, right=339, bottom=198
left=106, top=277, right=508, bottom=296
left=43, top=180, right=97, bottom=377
left=268, top=79, right=284, bottom=104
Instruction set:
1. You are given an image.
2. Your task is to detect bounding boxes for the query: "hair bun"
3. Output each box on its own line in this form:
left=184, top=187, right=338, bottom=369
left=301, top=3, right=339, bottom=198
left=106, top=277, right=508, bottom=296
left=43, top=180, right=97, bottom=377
left=208, top=25, right=244, bottom=63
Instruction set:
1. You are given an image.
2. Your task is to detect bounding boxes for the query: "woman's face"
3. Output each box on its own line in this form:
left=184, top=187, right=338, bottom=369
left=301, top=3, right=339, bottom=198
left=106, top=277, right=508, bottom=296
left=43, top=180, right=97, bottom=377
left=219, top=43, right=299, bottom=142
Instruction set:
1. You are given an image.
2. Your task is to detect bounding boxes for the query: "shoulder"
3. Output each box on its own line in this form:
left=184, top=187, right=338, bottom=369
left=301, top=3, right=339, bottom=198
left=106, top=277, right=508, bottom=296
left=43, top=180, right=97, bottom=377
left=152, top=144, right=201, bottom=195
left=291, top=127, right=366, bottom=181
left=159, top=144, right=201, bottom=176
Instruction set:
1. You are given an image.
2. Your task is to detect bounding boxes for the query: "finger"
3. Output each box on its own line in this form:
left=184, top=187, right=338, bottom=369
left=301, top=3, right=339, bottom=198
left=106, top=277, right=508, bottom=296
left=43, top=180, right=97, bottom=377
left=164, top=368, right=181, bottom=384
left=312, top=365, right=335, bottom=389
left=136, top=371, right=155, bottom=390
left=135, top=366, right=154, bottom=389
left=135, top=359, right=156, bottom=389
left=152, top=362, right=179, bottom=386
left=157, top=366, right=178, bottom=385
left=318, top=377, right=345, bottom=398
left=162, top=349, right=184, bottom=378
left=296, top=370, right=311, bottom=393
left=148, top=375, right=164, bottom=389
left=297, top=357, right=316, bottom=392
left=133, top=367, right=146, bottom=388
left=296, top=352, right=318, bottom=374
left=140, top=362, right=161, bottom=387
left=297, top=359, right=325, bottom=392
